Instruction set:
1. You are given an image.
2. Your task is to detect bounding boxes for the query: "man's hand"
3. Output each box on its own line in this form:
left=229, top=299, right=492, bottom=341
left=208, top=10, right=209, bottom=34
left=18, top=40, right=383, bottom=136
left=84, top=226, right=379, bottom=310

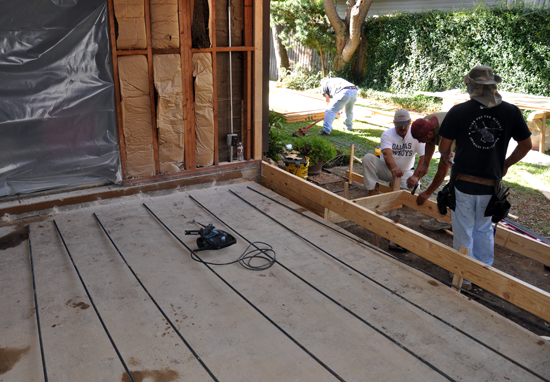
left=390, top=167, right=404, bottom=179
left=416, top=190, right=431, bottom=205
left=406, top=175, right=419, bottom=189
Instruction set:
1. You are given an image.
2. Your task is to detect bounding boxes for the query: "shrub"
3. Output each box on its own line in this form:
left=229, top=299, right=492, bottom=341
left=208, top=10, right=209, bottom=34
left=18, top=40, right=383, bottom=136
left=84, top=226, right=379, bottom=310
left=293, top=135, right=337, bottom=164
left=266, top=111, right=286, bottom=161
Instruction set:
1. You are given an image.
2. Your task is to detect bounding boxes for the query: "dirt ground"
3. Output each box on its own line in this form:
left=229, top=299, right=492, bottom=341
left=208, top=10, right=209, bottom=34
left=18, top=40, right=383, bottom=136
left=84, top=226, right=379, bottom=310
left=308, top=166, right=550, bottom=337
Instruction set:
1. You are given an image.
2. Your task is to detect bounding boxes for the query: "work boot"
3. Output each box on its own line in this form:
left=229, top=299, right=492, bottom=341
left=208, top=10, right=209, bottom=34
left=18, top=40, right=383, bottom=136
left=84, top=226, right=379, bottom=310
left=420, top=218, right=452, bottom=231
left=318, top=130, right=330, bottom=136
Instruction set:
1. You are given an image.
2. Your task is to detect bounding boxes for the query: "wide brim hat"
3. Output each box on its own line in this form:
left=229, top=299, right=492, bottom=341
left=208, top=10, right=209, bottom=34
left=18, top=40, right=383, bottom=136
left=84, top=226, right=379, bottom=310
left=464, top=65, right=502, bottom=85
left=411, top=115, right=438, bottom=140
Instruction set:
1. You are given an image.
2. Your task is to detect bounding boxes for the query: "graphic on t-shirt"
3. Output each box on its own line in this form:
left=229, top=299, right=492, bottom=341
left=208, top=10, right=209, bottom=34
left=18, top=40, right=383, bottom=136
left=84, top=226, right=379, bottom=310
left=392, top=142, right=413, bottom=156
left=468, top=115, right=502, bottom=150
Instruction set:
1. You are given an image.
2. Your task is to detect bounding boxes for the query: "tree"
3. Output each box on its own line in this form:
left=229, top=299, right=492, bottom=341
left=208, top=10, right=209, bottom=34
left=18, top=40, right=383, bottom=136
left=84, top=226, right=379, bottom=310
left=323, top=0, right=373, bottom=73
left=271, top=0, right=335, bottom=77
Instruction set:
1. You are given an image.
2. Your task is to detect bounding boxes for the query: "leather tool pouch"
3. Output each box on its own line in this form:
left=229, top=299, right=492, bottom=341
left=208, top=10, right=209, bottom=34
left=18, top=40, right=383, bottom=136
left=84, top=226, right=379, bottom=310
left=484, top=181, right=510, bottom=223
left=436, top=172, right=457, bottom=215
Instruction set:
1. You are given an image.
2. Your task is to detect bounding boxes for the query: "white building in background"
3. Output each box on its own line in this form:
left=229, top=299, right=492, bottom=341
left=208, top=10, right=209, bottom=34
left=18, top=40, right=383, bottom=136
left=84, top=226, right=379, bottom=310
left=335, top=0, right=547, bottom=17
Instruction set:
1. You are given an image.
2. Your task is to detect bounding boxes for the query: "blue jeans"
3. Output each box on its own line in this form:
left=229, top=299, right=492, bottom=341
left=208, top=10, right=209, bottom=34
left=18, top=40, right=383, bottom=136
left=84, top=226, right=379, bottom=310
left=451, top=188, right=494, bottom=266
left=322, top=89, right=358, bottom=133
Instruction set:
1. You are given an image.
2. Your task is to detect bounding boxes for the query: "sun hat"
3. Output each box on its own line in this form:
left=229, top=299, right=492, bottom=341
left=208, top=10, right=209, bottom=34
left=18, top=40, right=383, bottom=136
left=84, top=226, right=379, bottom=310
left=411, top=115, right=439, bottom=140
left=463, top=65, right=502, bottom=85
left=393, top=109, right=411, bottom=127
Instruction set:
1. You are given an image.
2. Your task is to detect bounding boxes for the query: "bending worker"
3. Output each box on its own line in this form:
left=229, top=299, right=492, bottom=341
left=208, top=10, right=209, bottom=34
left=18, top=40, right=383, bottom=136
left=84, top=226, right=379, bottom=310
left=410, top=112, right=454, bottom=231
left=362, top=109, right=426, bottom=195
left=319, top=77, right=358, bottom=135
left=438, top=65, right=531, bottom=272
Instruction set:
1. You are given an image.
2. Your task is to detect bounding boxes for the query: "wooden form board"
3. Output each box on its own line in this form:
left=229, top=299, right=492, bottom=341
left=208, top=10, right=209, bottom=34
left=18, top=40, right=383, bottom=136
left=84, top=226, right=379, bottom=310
left=107, top=0, right=260, bottom=181
left=344, top=170, right=550, bottom=267
left=261, top=161, right=550, bottom=322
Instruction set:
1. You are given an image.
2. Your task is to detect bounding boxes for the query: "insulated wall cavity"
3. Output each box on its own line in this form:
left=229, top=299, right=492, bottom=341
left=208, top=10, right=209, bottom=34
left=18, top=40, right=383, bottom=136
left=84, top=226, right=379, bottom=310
left=153, top=54, right=184, bottom=173
left=150, top=0, right=180, bottom=49
left=118, top=55, right=156, bottom=177
left=113, top=0, right=147, bottom=50
left=193, top=53, right=215, bottom=167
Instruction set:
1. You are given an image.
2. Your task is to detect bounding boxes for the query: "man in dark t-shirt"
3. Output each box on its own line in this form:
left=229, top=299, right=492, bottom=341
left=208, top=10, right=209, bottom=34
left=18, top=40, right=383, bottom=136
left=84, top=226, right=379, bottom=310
left=438, top=66, right=531, bottom=276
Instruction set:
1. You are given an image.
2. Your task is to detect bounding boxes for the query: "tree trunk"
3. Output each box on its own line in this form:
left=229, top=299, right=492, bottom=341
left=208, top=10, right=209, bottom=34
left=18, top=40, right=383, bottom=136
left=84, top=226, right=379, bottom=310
left=353, top=33, right=368, bottom=78
left=318, top=43, right=326, bottom=77
left=271, top=24, right=289, bottom=80
left=324, top=0, right=372, bottom=72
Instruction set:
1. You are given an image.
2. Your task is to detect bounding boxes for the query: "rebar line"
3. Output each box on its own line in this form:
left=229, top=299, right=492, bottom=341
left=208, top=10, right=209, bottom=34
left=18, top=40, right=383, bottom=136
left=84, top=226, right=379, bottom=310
left=232, top=189, right=550, bottom=382
left=247, top=185, right=550, bottom=336
left=187, top=196, right=456, bottom=382
left=92, top=213, right=219, bottom=382
left=52, top=220, right=136, bottom=382
left=27, top=225, right=48, bottom=382
left=142, top=203, right=346, bottom=382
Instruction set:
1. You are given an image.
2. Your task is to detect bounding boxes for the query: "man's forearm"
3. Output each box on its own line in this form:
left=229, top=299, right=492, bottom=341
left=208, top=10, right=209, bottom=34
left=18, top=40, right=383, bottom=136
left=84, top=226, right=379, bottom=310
left=426, top=161, right=450, bottom=195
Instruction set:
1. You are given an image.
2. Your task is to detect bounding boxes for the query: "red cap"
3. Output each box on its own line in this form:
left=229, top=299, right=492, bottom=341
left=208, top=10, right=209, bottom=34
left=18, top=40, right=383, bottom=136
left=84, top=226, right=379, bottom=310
left=411, top=115, right=438, bottom=140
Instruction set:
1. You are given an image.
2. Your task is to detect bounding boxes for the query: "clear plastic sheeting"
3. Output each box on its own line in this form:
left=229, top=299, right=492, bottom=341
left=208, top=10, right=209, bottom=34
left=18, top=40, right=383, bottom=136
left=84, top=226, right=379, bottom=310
left=0, top=0, right=120, bottom=198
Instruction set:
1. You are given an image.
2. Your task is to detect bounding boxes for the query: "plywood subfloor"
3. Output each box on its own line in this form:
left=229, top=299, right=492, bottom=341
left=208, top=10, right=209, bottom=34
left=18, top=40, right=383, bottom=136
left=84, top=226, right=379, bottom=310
left=1, top=181, right=549, bottom=381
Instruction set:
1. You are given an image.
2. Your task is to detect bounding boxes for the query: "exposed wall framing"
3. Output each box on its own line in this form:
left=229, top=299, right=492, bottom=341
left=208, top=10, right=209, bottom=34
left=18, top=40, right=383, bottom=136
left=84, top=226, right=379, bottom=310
left=107, top=0, right=260, bottom=184
left=261, top=162, right=550, bottom=323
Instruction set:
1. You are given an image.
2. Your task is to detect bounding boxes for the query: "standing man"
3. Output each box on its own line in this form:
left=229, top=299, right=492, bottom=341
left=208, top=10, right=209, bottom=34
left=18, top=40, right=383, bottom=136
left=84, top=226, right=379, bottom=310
left=362, top=109, right=426, bottom=195
left=319, top=77, right=358, bottom=135
left=438, top=65, right=532, bottom=270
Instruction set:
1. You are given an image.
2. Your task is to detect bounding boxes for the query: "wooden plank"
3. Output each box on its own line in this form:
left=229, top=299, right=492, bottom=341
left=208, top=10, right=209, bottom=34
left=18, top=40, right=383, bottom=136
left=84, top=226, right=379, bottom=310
left=348, top=144, right=354, bottom=185
left=451, top=246, right=469, bottom=291
left=106, top=0, right=128, bottom=180
left=261, top=162, right=550, bottom=322
left=211, top=0, right=219, bottom=165
left=344, top=170, right=394, bottom=193
left=400, top=192, right=452, bottom=223
left=246, top=50, right=252, bottom=160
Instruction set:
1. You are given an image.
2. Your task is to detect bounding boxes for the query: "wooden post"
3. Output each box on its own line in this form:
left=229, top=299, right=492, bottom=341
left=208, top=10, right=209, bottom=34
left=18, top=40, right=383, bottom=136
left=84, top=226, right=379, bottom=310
left=451, top=246, right=469, bottom=291
left=393, top=177, right=401, bottom=191
left=540, top=112, right=547, bottom=153
left=343, top=144, right=354, bottom=199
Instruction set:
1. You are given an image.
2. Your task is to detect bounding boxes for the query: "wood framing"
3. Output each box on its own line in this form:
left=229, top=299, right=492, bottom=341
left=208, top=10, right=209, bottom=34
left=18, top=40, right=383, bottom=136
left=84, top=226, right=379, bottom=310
left=261, top=161, right=550, bottom=322
left=346, top=170, right=550, bottom=267
left=106, top=0, right=260, bottom=181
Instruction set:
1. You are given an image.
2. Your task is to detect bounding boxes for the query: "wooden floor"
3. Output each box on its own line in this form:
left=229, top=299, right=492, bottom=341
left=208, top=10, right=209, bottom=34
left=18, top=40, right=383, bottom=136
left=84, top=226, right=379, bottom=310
left=1, top=181, right=549, bottom=381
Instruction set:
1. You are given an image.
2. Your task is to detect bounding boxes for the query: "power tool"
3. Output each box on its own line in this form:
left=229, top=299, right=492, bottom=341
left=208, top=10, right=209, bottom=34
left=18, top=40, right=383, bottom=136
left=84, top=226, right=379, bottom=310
left=185, top=221, right=236, bottom=251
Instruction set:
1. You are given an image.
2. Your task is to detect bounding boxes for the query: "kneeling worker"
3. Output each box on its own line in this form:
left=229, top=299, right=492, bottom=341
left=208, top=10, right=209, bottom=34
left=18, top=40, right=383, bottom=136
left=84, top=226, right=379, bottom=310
left=362, top=109, right=426, bottom=195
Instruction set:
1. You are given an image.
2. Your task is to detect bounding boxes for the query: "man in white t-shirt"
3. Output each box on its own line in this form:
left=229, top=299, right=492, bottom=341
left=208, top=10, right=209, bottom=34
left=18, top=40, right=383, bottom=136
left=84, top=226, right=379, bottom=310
left=362, top=109, right=426, bottom=195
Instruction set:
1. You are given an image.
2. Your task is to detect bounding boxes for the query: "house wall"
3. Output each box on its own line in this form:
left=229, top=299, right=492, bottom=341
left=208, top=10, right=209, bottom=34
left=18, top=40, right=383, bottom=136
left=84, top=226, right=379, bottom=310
left=336, top=0, right=539, bottom=17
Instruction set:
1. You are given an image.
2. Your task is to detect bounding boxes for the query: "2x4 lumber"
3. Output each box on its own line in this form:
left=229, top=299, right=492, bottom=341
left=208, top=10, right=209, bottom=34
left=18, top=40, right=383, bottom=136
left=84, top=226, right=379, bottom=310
left=325, top=192, right=403, bottom=224
left=144, top=0, right=160, bottom=175
left=106, top=0, right=128, bottom=179
left=261, top=162, right=550, bottom=322
left=253, top=0, right=263, bottom=160
left=451, top=247, right=469, bottom=291
left=348, top=144, right=355, bottom=185
left=344, top=170, right=393, bottom=193
left=210, top=0, right=219, bottom=165
left=180, top=0, right=197, bottom=169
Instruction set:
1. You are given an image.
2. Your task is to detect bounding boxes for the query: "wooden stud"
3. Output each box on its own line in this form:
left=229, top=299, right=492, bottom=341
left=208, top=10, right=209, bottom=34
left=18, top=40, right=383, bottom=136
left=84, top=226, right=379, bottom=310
left=451, top=246, right=469, bottom=291
left=210, top=0, right=219, bottom=165
left=144, top=0, right=160, bottom=175
left=180, top=0, right=197, bottom=170
left=348, top=144, right=355, bottom=185
left=106, top=0, right=128, bottom=180
left=253, top=0, right=263, bottom=160
left=261, top=162, right=550, bottom=322
left=393, top=177, right=401, bottom=191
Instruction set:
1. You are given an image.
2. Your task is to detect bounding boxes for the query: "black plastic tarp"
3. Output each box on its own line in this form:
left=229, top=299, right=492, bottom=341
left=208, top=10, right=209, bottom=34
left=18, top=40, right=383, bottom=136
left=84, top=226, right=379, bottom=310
left=0, top=0, right=119, bottom=198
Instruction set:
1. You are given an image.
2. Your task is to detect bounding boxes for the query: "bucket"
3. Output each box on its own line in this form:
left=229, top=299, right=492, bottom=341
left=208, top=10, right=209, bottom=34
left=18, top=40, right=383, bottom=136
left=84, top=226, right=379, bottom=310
left=282, top=152, right=309, bottom=179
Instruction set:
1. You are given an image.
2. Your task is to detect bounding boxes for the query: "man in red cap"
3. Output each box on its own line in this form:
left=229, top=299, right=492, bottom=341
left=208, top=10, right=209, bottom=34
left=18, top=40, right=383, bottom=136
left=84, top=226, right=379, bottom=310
left=410, top=112, right=455, bottom=230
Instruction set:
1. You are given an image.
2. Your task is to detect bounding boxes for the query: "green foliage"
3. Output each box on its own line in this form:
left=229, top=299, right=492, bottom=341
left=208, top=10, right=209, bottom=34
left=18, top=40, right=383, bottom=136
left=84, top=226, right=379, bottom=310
left=271, top=0, right=335, bottom=58
left=279, top=65, right=324, bottom=91
left=293, top=135, right=337, bottom=164
left=266, top=111, right=286, bottom=161
left=361, top=4, right=550, bottom=95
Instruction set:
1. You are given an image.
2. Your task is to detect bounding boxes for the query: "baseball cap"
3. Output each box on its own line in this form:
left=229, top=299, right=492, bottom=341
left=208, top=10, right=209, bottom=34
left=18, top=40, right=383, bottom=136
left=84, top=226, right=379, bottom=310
left=411, top=115, right=439, bottom=140
left=393, top=109, right=411, bottom=127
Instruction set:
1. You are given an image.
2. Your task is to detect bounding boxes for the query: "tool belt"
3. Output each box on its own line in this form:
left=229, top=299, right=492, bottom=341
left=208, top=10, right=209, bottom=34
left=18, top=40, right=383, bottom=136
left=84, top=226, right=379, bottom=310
left=484, top=181, right=511, bottom=223
left=456, top=173, right=495, bottom=186
left=343, top=86, right=357, bottom=90
left=436, top=172, right=457, bottom=215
